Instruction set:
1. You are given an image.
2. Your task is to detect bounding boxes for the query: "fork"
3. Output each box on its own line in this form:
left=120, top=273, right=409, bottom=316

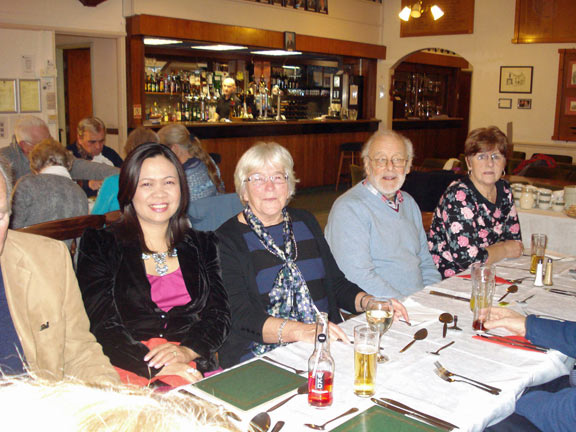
left=434, top=369, right=500, bottom=395
left=434, top=361, right=501, bottom=394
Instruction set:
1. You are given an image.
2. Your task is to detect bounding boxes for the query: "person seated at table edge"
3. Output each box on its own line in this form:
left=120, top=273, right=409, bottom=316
left=428, top=126, right=523, bottom=279
left=67, top=117, right=123, bottom=198
left=11, top=138, right=88, bottom=232
left=484, top=308, right=575, bottom=432
left=325, top=130, right=441, bottom=298
left=91, top=127, right=159, bottom=215
left=0, top=115, right=118, bottom=185
left=0, top=156, right=119, bottom=383
left=215, top=142, right=409, bottom=368
left=77, top=143, right=230, bottom=385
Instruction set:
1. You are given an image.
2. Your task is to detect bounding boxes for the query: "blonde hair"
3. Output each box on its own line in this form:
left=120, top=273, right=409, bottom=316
left=234, top=142, right=299, bottom=205
left=77, top=117, right=106, bottom=138
left=29, top=138, right=73, bottom=173
left=0, top=376, right=240, bottom=432
left=124, top=127, right=159, bottom=156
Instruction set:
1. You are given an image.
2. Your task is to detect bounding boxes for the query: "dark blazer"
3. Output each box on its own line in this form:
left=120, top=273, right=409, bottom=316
left=215, top=207, right=363, bottom=368
left=77, top=226, right=230, bottom=377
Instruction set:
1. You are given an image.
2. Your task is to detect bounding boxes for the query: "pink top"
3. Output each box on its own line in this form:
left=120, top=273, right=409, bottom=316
left=148, top=267, right=191, bottom=312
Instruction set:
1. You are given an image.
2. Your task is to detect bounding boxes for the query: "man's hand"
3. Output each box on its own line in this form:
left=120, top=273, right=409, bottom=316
left=484, top=307, right=527, bottom=336
left=88, top=180, right=103, bottom=191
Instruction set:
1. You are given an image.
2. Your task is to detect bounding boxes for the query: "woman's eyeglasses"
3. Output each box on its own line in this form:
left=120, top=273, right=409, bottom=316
left=474, top=153, right=504, bottom=162
left=367, top=156, right=407, bottom=168
left=244, top=173, right=288, bottom=186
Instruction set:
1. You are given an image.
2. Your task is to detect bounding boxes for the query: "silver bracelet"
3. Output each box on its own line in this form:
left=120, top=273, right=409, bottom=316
left=278, top=319, right=289, bottom=345
left=360, top=294, right=371, bottom=311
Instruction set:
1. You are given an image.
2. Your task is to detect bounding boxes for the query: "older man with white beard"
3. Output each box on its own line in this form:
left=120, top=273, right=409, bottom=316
left=325, top=131, right=440, bottom=298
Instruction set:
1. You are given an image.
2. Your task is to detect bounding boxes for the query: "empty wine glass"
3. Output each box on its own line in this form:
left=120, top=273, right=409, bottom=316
left=365, top=297, right=394, bottom=363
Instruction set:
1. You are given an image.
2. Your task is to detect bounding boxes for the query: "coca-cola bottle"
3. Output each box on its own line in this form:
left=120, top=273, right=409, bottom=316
left=308, top=312, right=334, bottom=408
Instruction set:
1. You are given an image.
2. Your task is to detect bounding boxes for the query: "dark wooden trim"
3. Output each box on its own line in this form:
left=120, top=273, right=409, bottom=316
left=106, top=128, right=119, bottom=135
left=552, top=49, right=567, bottom=140
left=402, top=52, right=470, bottom=69
left=127, top=14, right=386, bottom=60
left=393, top=118, right=464, bottom=130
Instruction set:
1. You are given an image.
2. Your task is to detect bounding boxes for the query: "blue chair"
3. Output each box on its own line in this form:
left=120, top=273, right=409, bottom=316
left=187, top=193, right=243, bottom=231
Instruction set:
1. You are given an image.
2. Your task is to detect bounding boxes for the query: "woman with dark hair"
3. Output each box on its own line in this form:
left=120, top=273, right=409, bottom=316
left=77, top=143, right=230, bottom=385
left=428, top=126, right=523, bottom=278
left=158, top=124, right=224, bottom=201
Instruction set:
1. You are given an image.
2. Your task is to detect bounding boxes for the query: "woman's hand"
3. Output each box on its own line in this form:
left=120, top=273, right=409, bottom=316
left=502, top=239, right=524, bottom=259
left=486, top=240, right=524, bottom=264
left=390, top=298, right=410, bottom=324
left=157, top=362, right=203, bottom=383
left=144, top=343, right=198, bottom=369
left=292, top=321, right=351, bottom=344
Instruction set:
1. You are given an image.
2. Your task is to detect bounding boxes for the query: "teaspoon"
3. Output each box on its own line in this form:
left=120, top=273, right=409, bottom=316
left=439, top=313, right=453, bottom=338
left=399, top=328, right=428, bottom=353
left=249, top=383, right=308, bottom=432
left=497, top=284, right=518, bottom=302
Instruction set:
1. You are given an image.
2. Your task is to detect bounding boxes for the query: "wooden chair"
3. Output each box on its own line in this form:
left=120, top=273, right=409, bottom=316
left=349, top=164, right=365, bottom=187
left=16, top=214, right=106, bottom=259
left=421, top=211, right=434, bottom=232
left=335, top=142, right=363, bottom=191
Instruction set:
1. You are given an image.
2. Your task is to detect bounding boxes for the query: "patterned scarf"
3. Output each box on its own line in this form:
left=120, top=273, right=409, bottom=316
left=243, top=205, right=317, bottom=355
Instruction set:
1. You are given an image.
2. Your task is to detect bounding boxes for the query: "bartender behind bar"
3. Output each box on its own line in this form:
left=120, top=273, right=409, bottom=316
left=212, top=77, right=239, bottom=122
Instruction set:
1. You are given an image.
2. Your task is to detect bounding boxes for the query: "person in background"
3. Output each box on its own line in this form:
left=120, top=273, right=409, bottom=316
left=484, top=308, right=575, bottom=432
left=11, top=138, right=88, bottom=230
left=0, top=377, right=240, bottom=432
left=67, top=117, right=123, bottom=197
left=0, top=115, right=118, bottom=184
left=428, top=126, right=523, bottom=278
left=92, top=127, right=159, bottom=215
left=211, top=77, right=238, bottom=122
left=216, top=142, right=408, bottom=368
left=77, top=143, right=230, bottom=385
left=158, top=124, right=224, bottom=201
left=0, top=156, right=119, bottom=383
left=325, top=130, right=441, bottom=298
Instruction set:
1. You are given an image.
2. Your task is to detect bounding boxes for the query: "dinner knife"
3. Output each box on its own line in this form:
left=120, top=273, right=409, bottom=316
left=371, top=398, right=458, bottom=431
left=477, top=335, right=548, bottom=353
left=548, top=288, right=576, bottom=297
left=429, top=290, right=470, bottom=302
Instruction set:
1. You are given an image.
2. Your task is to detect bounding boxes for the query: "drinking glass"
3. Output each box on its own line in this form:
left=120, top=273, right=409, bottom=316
left=353, top=324, right=379, bottom=397
left=365, top=297, right=394, bottom=363
left=530, top=234, right=547, bottom=274
left=470, top=263, right=495, bottom=331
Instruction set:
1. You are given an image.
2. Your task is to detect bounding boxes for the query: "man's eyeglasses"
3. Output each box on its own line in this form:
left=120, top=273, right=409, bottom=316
left=244, top=173, right=288, bottom=186
left=474, top=153, right=504, bottom=162
left=367, top=156, right=407, bottom=168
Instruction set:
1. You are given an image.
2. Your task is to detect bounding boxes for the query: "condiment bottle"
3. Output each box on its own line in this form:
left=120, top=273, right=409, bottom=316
left=543, top=258, right=554, bottom=286
left=534, top=258, right=544, bottom=287
left=308, top=314, right=334, bottom=408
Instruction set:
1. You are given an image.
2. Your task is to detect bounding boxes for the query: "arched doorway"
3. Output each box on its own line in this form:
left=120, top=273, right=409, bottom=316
left=390, top=48, right=473, bottom=167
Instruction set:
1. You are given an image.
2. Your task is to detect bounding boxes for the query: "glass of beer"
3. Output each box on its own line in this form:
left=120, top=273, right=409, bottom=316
left=354, top=324, right=379, bottom=397
left=470, top=263, right=495, bottom=331
left=530, top=234, right=547, bottom=274
left=365, top=297, right=394, bottom=363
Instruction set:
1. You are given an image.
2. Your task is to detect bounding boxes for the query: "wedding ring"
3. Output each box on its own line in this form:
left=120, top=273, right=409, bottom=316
left=172, top=351, right=177, bottom=357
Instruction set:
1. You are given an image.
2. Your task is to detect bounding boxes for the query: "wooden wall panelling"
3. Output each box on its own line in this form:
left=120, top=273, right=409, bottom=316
left=514, top=0, right=576, bottom=44
left=400, top=0, right=475, bottom=38
left=552, top=49, right=576, bottom=141
left=127, top=35, right=145, bottom=127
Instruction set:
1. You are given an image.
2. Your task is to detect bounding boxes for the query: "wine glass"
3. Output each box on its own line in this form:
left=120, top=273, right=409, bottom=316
left=365, top=297, right=394, bottom=363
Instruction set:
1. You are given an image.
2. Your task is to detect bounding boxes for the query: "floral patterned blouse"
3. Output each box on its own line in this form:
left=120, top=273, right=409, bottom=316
left=427, top=177, right=522, bottom=279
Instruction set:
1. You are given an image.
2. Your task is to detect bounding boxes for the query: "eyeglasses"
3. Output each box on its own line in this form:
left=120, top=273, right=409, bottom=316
left=367, top=156, right=407, bottom=168
left=244, top=173, right=288, bottom=186
left=474, top=152, right=504, bottom=162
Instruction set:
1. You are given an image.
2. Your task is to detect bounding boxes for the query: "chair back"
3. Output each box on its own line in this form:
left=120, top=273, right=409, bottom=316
left=16, top=214, right=106, bottom=259
left=188, top=193, right=243, bottom=231
left=350, top=164, right=364, bottom=186
left=421, top=211, right=434, bottom=232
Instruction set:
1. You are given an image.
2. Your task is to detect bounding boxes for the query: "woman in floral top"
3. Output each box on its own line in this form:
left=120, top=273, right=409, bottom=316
left=428, top=126, right=523, bottom=278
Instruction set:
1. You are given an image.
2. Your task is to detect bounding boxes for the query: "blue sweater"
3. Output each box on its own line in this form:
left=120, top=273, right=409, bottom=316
left=325, top=182, right=440, bottom=298
left=515, top=316, right=576, bottom=432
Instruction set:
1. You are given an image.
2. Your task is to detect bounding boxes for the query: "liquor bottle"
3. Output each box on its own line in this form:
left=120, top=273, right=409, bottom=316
left=159, top=75, right=165, bottom=93
left=308, top=314, right=334, bottom=408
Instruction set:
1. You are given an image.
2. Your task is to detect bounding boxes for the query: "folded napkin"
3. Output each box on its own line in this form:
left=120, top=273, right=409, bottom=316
left=402, top=298, right=444, bottom=326
left=457, top=274, right=512, bottom=285
left=473, top=335, right=547, bottom=353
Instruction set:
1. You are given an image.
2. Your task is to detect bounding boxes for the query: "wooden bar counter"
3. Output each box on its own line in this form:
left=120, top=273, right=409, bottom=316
left=147, top=119, right=380, bottom=190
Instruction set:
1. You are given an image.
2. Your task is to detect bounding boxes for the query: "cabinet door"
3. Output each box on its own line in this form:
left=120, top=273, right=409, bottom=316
left=552, top=49, right=576, bottom=141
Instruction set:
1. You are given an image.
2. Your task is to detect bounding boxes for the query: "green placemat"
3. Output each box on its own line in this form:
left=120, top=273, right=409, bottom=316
left=193, top=359, right=307, bottom=411
left=332, top=405, right=444, bottom=432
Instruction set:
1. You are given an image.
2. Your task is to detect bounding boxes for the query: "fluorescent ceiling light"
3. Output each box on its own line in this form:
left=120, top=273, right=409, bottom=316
left=144, top=38, right=182, bottom=46
left=251, top=50, right=302, bottom=56
left=282, top=65, right=301, bottom=70
left=190, top=44, right=248, bottom=51
left=431, top=5, right=444, bottom=20
left=398, top=6, right=411, bottom=21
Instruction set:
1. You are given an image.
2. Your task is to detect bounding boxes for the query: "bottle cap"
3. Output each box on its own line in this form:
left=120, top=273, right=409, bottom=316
left=318, top=334, right=327, bottom=343
left=547, top=258, right=553, bottom=263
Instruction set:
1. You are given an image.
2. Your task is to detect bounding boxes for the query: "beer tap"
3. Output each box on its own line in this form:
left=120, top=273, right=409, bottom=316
left=272, top=85, right=283, bottom=121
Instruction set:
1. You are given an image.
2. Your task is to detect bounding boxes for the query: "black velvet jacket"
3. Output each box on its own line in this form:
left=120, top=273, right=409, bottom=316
left=76, top=226, right=230, bottom=378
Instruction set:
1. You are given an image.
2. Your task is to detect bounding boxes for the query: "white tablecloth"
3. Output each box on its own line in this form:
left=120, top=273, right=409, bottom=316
left=518, top=207, right=576, bottom=255
left=181, top=255, right=575, bottom=432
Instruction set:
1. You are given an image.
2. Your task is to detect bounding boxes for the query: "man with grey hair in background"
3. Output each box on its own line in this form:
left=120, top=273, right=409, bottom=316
left=0, top=115, right=118, bottom=185
left=212, top=77, right=238, bottom=122
left=0, top=156, right=119, bottom=383
left=325, top=130, right=440, bottom=298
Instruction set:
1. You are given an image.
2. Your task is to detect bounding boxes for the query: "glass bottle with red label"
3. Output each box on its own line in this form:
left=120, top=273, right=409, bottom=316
left=308, top=312, right=334, bottom=408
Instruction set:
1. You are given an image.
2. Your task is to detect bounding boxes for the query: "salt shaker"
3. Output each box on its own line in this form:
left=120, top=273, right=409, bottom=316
left=534, top=258, right=544, bottom=287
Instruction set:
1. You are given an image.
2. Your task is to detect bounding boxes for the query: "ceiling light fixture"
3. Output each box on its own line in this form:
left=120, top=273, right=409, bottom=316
left=251, top=50, right=302, bottom=56
left=399, top=1, right=444, bottom=22
left=144, top=38, right=182, bottom=46
left=190, top=44, right=248, bottom=51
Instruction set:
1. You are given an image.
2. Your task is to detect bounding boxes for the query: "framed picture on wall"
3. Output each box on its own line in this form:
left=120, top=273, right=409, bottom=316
left=19, top=79, right=41, bottom=113
left=0, top=79, right=17, bottom=113
left=568, top=61, right=576, bottom=88
left=565, top=97, right=576, bottom=115
left=499, top=66, right=533, bottom=94
left=284, top=31, right=296, bottom=51
left=498, top=98, right=512, bottom=109
left=518, top=98, right=532, bottom=109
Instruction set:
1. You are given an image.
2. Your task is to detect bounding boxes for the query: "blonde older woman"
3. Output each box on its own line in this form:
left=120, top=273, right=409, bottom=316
left=215, top=142, right=408, bottom=368
left=11, top=138, right=88, bottom=229
left=428, top=126, right=523, bottom=278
